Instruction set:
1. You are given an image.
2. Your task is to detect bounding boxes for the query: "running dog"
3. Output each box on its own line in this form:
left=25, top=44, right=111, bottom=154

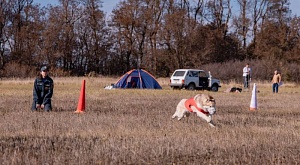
left=172, top=94, right=216, bottom=127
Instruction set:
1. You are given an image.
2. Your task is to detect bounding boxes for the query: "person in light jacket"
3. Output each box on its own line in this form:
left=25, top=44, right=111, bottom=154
left=243, top=63, right=251, bottom=89
left=271, top=70, right=281, bottom=93
left=31, top=66, right=54, bottom=112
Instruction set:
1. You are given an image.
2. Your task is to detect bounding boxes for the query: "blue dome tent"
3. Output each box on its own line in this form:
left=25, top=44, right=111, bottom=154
left=115, top=69, right=162, bottom=89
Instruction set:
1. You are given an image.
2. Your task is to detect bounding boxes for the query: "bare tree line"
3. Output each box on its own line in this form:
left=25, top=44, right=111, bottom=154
left=0, top=0, right=299, bottom=80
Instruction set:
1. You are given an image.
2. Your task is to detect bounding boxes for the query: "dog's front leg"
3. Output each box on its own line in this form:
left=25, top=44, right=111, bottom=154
left=196, top=112, right=212, bottom=123
left=191, top=106, right=212, bottom=122
left=191, top=107, right=215, bottom=127
left=207, top=115, right=216, bottom=127
left=200, top=114, right=216, bottom=127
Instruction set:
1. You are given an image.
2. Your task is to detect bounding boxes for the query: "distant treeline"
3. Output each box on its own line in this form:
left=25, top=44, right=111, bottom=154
left=0, top=0, right=299, bottom=82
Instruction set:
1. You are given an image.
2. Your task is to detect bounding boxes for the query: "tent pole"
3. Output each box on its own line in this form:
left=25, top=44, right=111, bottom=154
left=138, top=69, right=143, bottom=89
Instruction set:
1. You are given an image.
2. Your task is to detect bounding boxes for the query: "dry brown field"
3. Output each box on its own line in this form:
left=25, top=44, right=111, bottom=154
left=0, top=77, right=299, bottom=164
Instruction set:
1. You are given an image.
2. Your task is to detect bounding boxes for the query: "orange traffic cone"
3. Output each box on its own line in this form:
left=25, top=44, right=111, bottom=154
left=250, top=83, right=257, bottom=111
left=74, top=80, right=86, bottom=113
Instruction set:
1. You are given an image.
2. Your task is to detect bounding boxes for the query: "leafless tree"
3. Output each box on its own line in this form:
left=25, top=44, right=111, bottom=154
left=251, top=0, right=268, bottom=54
left=0, top=0, right=11, bottom=69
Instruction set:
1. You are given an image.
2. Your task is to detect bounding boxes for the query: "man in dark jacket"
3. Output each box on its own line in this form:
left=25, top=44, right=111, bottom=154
left=31, top=66, right=54, bottom=112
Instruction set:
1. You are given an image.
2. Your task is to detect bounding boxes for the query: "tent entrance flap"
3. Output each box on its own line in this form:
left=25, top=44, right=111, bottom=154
left=126, top=76, right=140, bottom=88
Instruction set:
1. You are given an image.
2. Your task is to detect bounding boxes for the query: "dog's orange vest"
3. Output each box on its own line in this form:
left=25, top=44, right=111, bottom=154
left=185, top=98, right=209, bottom=115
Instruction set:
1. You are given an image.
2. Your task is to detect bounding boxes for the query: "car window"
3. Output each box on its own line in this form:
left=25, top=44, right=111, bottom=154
left=173, top=71, right=185, bottom=76
left=199, top=71, right=207, bottom=78
left=188, top=71, right=199, bottom=77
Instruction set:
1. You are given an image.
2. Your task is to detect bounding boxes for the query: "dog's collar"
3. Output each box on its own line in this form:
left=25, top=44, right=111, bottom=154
left=185, top=98, right=209, bottom=115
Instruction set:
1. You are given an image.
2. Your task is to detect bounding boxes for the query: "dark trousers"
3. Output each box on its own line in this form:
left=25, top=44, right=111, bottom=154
left=272, top=83, right=279, bottom=93
left=31, top=100, right=52, bottom=111
left=243, top=75, right=250, bottom=88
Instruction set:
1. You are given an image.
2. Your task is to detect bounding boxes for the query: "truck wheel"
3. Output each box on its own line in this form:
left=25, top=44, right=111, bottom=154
left=211, top=84, right=219, bottom=92
left=187, top=83, right=195, bottom=90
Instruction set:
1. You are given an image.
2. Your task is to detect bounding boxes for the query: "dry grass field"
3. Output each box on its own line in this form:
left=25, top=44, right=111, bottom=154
left=0, top=77, right=299, bottom=164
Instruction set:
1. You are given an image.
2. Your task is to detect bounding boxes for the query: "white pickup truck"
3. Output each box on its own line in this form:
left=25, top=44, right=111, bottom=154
left=169, top=69, right=221, bottom=92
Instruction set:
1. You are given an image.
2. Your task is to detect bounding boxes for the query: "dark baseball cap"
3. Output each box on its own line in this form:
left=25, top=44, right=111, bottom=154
left=41, top=66, right=49, bottom=72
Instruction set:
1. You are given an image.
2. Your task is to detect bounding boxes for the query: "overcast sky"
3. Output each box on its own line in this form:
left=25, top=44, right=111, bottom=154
left=33, top=0, right=300, bottom=16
